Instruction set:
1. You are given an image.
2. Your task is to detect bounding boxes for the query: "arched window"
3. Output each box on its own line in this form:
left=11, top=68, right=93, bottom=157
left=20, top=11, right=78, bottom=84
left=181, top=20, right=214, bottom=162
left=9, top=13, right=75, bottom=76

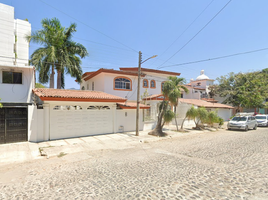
left=150, top=80, right=156, bottom=88
left=143, top=79, right=148, bottom=88
left=161, top=82, right=165, bottom=91
left=114, top=77, right=132, bottom=90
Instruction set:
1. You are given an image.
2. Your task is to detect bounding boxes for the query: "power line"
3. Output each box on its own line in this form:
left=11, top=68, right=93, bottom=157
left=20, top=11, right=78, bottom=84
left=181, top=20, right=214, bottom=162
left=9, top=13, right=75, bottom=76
left=149, top=0, right=215, bottom=67
left=157, top=0, right=232, bottom=68
left=38, top=0, right=139, bottom=54
left=159, top=47, right=268, bottom=69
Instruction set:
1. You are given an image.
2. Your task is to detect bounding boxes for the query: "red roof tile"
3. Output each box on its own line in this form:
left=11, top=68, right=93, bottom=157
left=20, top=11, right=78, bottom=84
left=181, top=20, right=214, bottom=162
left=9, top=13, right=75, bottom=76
left=117, top=102, right=150, bottom=109
left=179, top=99, right=234, bottom=109
left=120, top=67, right=181, bottom=76
left=33, top=88, right=126, bottom=102
left=142, top=94, right=164, bottom=100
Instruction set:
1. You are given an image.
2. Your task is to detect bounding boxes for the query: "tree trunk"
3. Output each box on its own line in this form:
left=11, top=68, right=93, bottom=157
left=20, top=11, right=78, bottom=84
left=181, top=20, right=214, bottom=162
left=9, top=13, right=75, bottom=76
left=57, top=69, right=61, bottom=89
left=148, top=121, right=166, bottom=137
left=174, top=106, right=179, bottom=131
left=180, top=116, right=187, bottom=130
left=49, top=64, right=55, bottom=88
left=148, top=99, right=168, bottom=137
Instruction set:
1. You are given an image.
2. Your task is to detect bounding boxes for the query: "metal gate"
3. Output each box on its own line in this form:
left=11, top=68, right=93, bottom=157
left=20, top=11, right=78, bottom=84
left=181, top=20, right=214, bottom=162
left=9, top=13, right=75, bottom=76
left=0, top=108, right=28, bottom=144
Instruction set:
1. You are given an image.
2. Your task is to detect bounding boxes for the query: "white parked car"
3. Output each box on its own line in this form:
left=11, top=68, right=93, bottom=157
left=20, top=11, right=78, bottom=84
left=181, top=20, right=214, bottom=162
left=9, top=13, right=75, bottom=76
left=227, top=113, right=258, bottom=131
left=255, top=115, right=268, bottom=127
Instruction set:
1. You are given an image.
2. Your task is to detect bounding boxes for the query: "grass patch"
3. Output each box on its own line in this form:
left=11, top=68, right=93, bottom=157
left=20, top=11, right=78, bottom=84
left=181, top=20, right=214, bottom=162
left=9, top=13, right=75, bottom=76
left=57, top=152, right=67, bottom=158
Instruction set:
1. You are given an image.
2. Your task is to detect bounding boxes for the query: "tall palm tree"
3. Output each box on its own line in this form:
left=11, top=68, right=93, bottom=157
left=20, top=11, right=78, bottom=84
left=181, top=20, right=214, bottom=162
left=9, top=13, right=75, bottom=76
left=27, top=18, right=88, bottom=89
left=167, top=76, right=188, bottom=131
left=148, top=76, right=188, bottom=136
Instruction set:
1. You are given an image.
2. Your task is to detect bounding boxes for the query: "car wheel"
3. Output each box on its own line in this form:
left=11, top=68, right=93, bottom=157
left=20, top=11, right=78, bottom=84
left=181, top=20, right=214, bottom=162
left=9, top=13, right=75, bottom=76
left=253, top=124, right=257, bottom=130
left=244, top=126, right=248, bottom=131
left=228, top=128, right=231, bottom=130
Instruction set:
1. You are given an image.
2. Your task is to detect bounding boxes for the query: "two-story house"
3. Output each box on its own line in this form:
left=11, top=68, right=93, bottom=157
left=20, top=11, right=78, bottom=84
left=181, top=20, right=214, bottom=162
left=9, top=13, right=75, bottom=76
left=80, top=67, right=182, bottom=129
left=0, top=3, right=34, bottom=144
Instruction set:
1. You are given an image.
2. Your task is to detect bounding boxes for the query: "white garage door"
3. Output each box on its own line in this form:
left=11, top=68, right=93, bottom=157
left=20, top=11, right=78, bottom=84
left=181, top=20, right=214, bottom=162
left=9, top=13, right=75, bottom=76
left=50, top=105, right=113, bottom=140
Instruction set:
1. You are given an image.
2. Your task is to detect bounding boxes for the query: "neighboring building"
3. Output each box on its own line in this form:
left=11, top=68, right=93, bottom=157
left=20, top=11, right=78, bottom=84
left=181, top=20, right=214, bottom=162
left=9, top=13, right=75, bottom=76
left=80, top=67, right=182, bottom=129
left=142, top=70, right=234, bottom=125
left=182, top=70, right=215, bottom=100
left=0, top=3, right=34, bottom=144
left=80, top=67, right=181, bottom=101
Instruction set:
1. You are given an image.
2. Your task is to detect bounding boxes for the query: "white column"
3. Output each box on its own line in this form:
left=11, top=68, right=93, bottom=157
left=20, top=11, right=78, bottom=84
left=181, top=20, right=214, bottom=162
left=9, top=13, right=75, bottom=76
left=112, top=104, right=117, bottom=133
left=43, top=103, right=50, bottom=141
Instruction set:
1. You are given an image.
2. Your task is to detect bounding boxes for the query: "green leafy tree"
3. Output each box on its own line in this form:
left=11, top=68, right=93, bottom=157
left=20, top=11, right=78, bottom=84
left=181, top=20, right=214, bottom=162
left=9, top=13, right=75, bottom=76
left=0, top=99, right=2, bottom=108
left=27, top=18, right=88, bottom=89
left=148, top=76, right=187, bottom=136
left=213, top=70, right=268, bottom=112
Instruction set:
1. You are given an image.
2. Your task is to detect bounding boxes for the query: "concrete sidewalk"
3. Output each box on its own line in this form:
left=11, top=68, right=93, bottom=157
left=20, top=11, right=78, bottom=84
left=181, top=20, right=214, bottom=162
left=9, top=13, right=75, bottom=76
left=0, top=125, right=223, bottom=166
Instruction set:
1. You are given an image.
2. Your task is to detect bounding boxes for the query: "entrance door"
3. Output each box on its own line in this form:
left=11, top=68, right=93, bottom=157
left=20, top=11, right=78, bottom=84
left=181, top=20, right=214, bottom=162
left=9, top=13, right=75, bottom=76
left=0, top=108, right=28, bottom=144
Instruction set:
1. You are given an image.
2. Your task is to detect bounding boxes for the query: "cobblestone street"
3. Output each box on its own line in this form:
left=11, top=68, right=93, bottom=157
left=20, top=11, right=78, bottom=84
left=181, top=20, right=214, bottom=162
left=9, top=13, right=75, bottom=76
left=0, top=128, right=268, bottom=200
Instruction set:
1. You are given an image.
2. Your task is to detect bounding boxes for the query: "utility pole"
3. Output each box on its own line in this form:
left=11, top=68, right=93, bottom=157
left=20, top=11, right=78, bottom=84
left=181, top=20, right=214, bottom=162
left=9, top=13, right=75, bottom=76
left=136, top=51, right=142, bottom=136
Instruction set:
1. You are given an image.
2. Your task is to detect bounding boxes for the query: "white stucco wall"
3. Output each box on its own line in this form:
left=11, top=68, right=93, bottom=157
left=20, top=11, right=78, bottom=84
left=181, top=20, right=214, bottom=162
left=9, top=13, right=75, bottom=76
left=28, top=105, right=45, bottom=142
left=0, top=66, right=34, bottom=103
left=14, top=19, right=31, bottom=66
left=0, top=3, right=14, bottom=65
left=0, top=3, right=31, bottom=67
left=81, top=71, right=172, bottom=101
left=116, top=109, right=144, bottom=132
left=214, top=108, right=233, bottom=121
left=182, top=89, right=201, bottom=99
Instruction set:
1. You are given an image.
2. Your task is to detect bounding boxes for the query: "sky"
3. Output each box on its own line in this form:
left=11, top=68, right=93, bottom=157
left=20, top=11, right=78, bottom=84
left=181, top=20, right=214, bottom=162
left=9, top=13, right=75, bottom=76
left=1, top=0, right=268, bottom=89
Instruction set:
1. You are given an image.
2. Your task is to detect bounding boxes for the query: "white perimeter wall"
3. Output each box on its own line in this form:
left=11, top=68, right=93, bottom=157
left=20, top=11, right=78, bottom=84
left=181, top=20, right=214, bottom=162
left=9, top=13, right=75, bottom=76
left=213, top=108, right=233, bottom=121
left=28, top=105, right=44, bottom=142
left=116, top=109, right=144, bottom=132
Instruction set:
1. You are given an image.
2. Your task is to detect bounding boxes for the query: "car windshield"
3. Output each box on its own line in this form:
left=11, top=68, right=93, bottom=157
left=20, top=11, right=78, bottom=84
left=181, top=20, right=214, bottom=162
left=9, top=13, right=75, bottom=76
left=232, top=117, right=247, bottom=121
left=256, top=116, right=267, bottom=120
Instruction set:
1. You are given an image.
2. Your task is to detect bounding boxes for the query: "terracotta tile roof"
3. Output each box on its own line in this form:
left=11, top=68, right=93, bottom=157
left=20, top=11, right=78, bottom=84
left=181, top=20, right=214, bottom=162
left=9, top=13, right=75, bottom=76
left=117, top=102, right=150, bottom=109
left=33, top=88, right=126, bottom=102
left=142, top=94, right=164, bottom=100
left=193, top=87, right=206, bottom=90
left=120, top=67, right=181, bottom=76
left=83, top=68, right=146, bottom=81
left=179, top=99, right=234, bottom=109
left=82, top=72, right=94, bottom=78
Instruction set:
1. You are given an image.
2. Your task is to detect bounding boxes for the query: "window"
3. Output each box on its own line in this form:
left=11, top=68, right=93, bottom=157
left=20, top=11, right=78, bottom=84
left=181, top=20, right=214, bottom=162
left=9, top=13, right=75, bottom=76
left=114, top=77, right=131, bottom=90
left=161, top=82, right=165, bottom=91
left=92, top=82, right=94, bottom=91
left=2, top=71, right=22, bottom=84
left=197, top=82, right=201, bottom=86
left=143, top=79, right=148, bottom=88
left=150, top=80, right=156, bottom=88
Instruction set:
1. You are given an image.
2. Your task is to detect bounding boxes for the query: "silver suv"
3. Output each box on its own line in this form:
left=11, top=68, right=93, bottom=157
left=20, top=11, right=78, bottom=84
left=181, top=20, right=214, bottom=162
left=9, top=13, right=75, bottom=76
left=255, top=115, right=268, bottom=127
left=227, top=114, right=258, bottom=131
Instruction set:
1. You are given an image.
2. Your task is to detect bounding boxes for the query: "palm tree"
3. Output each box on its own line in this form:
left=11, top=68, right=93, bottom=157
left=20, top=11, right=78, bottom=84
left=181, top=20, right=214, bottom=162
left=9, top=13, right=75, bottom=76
left=167, top=76, right=188, bottom=131
left=180, top=106, right=208, bottom=130
left=148, top=76, right=187, bottom=136
left=180, top=106, right=196, bottom=130
left=27, top=18, right=88, bottom=89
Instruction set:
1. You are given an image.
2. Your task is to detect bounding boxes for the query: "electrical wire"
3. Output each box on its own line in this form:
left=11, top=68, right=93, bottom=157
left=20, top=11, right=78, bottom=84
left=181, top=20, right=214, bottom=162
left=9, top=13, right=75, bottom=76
left=157, top=0, right=233, bottom=68
left=149, top=0, right=215, bottom=67
left=159, top=47, right=268, bottom=69
left=38, top=0, right=139, bottom=54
